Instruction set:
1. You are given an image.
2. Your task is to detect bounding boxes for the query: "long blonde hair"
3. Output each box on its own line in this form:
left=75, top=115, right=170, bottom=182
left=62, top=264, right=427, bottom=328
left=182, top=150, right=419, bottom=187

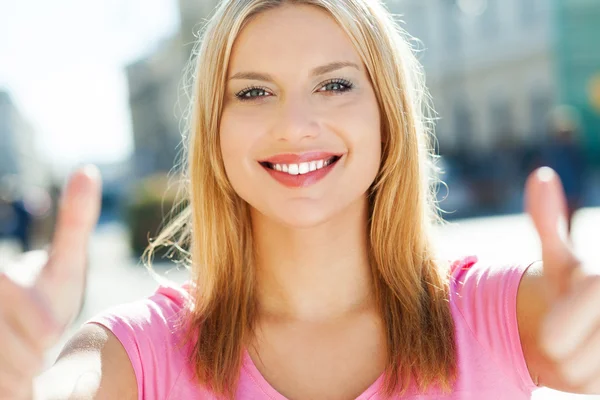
left=144, top=0, right=457, bottom=397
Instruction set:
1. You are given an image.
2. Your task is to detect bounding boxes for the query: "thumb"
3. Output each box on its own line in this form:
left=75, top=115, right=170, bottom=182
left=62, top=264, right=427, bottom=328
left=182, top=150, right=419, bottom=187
left=34, top=165, right=102, bottom=330
left=525, top=167, right=581, bottom=299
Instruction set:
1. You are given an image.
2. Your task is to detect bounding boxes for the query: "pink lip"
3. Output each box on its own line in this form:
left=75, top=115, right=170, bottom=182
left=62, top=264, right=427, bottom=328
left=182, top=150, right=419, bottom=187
left=258, top=151, right=342, bottom=164
left=259, top=155, right=342, bottom=188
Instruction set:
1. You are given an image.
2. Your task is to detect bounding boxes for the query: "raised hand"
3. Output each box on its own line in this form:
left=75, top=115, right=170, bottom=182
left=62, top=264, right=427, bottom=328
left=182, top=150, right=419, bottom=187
left=526, top=166, right=600, bottom=393
left=0, top=165, right=102, bottom=399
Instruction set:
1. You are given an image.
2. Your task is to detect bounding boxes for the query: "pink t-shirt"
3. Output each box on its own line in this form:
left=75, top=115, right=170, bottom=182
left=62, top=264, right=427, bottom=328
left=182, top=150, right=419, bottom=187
left=86, top=256, right=539, bottom=399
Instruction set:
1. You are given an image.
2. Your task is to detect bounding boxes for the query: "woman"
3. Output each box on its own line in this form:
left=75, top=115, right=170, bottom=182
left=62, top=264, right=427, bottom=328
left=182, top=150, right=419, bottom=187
left=1, top=0, right=599, bottom=399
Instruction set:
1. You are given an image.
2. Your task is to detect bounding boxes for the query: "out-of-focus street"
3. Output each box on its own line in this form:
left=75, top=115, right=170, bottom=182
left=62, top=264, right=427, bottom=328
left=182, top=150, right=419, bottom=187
left=2, top=208, right=599, bottom=399
left=1, top=0, right=600, bottom=398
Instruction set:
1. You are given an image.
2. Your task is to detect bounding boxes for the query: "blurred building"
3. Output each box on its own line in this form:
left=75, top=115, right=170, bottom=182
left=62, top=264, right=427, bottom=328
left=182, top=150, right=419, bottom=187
left=126, top=0, right=220, bottom=179
left=390, top=0, right=557, bottom=155
left=0, top=91, right=49, bottom=188
left=391, top=0, right=600, bottom=213
left=555, top=0, right=600, bottom=164
left=93, top=159, right=135, bottom=224
left=179, top=0, right=220, bottom=50
left=127, top=39, right=184, bottom=178
left=0, top=91, right=53, bottom=250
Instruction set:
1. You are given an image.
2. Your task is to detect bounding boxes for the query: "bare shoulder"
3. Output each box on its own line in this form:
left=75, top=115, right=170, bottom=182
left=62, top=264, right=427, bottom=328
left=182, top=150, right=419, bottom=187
left=516, top=261, right=545, bottom=384
left=516, top=261, right=579, bottom=393
left=36, top=323, right=137, bottom=400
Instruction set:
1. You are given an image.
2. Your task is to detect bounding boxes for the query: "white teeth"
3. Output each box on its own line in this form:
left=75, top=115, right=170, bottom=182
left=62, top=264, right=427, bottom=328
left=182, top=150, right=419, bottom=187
left=298, top=162, right=310, bottom=174
left=288, top=164, right=299, bottom=175
left=267, top=157, right=338, bottom=175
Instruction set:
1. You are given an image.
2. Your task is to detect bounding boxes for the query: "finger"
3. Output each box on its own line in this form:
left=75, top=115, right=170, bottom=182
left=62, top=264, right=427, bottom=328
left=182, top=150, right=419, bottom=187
left=35, top=165, right=102, bottom=326
left=541, top=274, right=600, bottom=360
left=525, top=167, right=581, bottom=298
left=0, top=273, right=61, bottom=350
left=45, top=164, right=101, bottom=277
left=525, top=167, right=570, bottom=247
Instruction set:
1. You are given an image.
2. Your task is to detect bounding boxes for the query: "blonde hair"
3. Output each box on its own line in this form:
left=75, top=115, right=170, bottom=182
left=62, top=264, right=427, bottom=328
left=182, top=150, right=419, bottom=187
left=145, top=0, right=457, bottom=397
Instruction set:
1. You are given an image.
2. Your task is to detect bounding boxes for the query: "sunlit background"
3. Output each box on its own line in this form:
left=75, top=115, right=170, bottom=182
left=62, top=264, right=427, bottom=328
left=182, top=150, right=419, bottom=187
left=1, top=1, right=600, bottom=399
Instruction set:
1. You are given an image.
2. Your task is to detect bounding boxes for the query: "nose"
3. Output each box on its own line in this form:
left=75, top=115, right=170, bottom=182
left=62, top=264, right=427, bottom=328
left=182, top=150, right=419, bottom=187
left=270, top=95, right=320, bottom=143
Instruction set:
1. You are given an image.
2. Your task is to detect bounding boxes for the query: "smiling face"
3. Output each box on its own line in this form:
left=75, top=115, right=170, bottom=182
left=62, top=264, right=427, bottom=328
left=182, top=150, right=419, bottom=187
left=220, top=3, right=381, bottom=228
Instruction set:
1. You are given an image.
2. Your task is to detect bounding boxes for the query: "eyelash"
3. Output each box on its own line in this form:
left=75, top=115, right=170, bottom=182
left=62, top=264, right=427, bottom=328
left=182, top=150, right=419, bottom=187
left=234, top=78, right=355, bottom=101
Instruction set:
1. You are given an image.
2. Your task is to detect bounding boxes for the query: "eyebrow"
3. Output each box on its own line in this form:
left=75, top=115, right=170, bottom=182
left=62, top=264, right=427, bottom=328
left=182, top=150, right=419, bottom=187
left=228, top=61, right=360, bottom=82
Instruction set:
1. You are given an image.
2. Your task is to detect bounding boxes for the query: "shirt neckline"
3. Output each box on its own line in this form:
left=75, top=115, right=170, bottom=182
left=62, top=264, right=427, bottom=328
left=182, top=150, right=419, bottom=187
left=241, top=348, right=385, bottom=400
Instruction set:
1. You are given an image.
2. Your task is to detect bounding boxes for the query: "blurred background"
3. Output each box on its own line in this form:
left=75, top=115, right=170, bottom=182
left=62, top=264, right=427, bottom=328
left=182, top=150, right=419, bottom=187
left=0, top=1, right=599, bottom=399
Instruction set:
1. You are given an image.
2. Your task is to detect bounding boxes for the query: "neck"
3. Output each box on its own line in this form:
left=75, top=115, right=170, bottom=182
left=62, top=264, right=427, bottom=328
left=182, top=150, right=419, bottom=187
left=251, top=197, right=375, bottom=321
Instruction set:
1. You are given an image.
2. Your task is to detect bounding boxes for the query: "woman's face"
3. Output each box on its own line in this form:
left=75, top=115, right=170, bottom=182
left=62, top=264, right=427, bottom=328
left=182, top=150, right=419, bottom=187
left=220, top=3, right=381, bottom=228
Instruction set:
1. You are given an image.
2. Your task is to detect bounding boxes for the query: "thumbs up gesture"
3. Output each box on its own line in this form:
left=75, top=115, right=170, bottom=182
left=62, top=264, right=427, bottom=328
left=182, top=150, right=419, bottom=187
left=526, top=167, right=600, bottom=392
left=0, top=165, right=102, bottom=399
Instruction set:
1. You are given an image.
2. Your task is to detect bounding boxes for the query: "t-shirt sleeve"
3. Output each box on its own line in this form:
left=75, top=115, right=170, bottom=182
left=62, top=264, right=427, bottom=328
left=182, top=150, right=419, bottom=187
left=84, top=284, right=192, bottom=400
left=450, top=256, right=539, bottom=393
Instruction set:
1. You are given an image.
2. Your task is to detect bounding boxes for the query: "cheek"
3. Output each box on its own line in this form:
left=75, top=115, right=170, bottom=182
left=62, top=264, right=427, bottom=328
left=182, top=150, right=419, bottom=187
left=355, top=129, right=382, bottom=191
left=220, top=106, right=268, bottom=152
left=352, top=108, right=382, bottom=194
left=219, top=109, right=266, bottom=194
left=345, top=97, right=382, bottom=173
left=220, top=112, right=248, bottom=181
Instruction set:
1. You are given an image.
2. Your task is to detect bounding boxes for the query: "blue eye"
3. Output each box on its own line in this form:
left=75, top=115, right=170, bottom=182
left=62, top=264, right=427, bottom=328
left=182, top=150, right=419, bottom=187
left=318, top=79, right=354, bottom=94
left=235, top=78, right=355, bottom=102
left=235, top=86, right=270, bottom=100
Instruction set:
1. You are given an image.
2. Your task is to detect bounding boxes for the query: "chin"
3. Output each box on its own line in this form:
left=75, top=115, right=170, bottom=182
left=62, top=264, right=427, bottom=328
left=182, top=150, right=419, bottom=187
left=247, top=197, right=339, bottom=229
left=261, top=195, right=364, bottom=230
left=274, top=209, right=334, bottom=229
left=244, top=181, right=373, bottom=230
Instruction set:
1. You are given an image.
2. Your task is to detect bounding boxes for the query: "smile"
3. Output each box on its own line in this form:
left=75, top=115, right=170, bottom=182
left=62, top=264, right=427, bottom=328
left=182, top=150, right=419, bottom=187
left=259, top=155, right=341, bottom=176
left=258, top=154, right=343, bottom=188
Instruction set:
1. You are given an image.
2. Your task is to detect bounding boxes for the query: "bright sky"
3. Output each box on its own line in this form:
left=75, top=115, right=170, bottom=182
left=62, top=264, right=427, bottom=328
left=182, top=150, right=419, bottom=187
left=0, top=0, right=180, bottom=175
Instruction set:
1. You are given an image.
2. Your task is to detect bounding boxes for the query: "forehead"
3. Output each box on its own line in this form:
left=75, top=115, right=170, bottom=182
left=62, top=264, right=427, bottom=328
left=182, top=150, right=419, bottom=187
left=228, top=4, right=364, bottom=75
